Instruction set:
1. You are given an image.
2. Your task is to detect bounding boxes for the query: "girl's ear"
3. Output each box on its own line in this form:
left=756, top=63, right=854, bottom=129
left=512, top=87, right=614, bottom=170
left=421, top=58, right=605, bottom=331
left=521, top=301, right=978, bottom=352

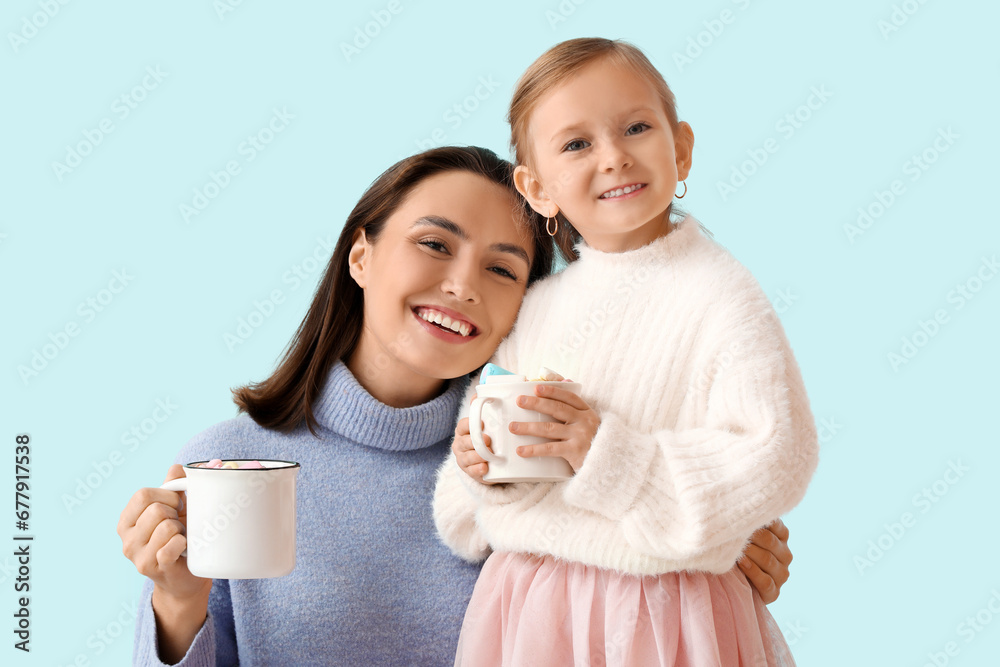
left=514, top=165, right=559, bottom=218
left=674, top=121, right=695, bottom=182
left=347, top=229, right=370, bottom=289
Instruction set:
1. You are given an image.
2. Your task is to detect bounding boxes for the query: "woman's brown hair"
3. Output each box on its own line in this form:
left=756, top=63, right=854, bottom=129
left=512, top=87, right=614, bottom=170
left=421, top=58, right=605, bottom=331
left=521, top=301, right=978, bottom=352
left=507, top=37, right=687, bottom=263
left=232, top=146, right=554, bottom=435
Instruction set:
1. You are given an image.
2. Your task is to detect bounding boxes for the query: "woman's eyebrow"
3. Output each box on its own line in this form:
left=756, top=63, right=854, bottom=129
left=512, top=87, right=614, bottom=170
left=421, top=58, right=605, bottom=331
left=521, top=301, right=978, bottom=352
left=411, top=215, right=530, bottom=266
left=411, top=215, right=467, bottom=239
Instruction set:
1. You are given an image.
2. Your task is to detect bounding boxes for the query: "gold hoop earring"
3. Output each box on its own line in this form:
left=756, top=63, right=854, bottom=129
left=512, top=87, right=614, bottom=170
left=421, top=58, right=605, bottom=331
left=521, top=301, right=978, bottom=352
left=675, top=181, right=687, bottom=199
left=546, top=216, right=559, bottom=237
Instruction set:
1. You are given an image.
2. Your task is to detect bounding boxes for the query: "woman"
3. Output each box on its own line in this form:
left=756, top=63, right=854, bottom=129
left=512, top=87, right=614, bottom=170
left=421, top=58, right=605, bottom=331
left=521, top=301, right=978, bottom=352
left=118, top=146, right=793, bottom=665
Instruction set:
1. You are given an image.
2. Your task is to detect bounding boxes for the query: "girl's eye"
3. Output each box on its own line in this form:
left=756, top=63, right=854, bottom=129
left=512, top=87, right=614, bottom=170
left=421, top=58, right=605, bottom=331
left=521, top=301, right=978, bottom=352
left=626, top=122, right=650, bottom=136
left=489, top=265, right=518, bottom=281
left=563, top=138, right=590, bottom=152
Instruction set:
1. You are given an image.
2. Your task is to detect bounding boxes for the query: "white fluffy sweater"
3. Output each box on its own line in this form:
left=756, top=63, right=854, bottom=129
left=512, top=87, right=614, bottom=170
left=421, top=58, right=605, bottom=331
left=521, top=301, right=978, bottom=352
left=433, top=215, right=819, bottom=575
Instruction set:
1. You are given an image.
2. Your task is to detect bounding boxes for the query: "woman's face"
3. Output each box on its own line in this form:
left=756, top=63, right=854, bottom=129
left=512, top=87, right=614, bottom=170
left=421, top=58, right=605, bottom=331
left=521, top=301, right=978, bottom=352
left=347, top=170, right=534, bottom=405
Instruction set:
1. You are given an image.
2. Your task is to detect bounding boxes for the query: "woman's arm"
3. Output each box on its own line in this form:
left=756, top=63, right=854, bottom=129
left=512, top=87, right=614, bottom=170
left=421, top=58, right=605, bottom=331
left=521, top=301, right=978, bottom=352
left=149, top=584, right=212, bottom=664
left=739, top=519, right=793, bottom=604
left=124, top=460, right=239, bottom=664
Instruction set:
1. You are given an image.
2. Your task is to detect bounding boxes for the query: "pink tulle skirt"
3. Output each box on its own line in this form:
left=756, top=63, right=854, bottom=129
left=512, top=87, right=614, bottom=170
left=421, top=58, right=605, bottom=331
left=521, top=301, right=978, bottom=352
left=455, top=551, right=795, bottom=667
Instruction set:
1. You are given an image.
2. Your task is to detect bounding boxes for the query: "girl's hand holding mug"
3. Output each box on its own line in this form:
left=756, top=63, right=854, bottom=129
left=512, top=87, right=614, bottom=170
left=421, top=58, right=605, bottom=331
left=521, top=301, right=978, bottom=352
left=453, top=416, right=497, bottom=484
left=509, top=383, right=600, bottom=472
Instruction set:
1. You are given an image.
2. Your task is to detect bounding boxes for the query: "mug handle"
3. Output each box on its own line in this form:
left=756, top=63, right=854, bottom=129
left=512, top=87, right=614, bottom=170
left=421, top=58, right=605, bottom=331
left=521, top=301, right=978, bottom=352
left=469, top=397, right=500, bottom=463
left=160, top=478, right=189, bottom=558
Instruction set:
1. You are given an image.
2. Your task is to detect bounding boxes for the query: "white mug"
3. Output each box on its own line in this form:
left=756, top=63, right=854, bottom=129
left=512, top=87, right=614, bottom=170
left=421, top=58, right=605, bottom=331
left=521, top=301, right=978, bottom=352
left=469, top=381, right=579, bottom=483
left=160, top=460, right=299, bottom=579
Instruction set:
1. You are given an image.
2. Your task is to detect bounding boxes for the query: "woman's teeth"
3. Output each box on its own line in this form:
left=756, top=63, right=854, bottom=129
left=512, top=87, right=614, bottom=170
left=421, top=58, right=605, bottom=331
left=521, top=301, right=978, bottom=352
left=417, top=309, right=472, bottom=337
left=600, top=183, right=645, bottom=199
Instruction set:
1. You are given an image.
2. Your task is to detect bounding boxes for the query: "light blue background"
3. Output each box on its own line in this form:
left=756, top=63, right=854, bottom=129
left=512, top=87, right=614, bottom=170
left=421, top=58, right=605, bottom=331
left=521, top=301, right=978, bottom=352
left=2, top=1, right=997, bottom=665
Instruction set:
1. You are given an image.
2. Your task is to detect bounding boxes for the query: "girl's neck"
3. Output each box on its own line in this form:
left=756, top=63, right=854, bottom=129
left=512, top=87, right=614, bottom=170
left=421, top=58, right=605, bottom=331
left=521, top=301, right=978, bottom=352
left=580, top=209, right=673, bottom=253
left=344, top=343, right=449, bottom=409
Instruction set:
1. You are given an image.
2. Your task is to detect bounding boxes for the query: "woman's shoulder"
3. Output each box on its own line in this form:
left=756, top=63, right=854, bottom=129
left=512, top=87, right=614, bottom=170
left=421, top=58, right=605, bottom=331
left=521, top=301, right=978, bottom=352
left=173, top=414, right=275, bottom=465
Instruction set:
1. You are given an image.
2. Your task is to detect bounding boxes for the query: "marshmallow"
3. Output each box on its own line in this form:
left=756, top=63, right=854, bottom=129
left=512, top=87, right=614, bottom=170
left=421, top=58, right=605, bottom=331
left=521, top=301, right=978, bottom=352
left=531, top=366, right=565, bottom=382
left=196, top=458, right=268, bottom=469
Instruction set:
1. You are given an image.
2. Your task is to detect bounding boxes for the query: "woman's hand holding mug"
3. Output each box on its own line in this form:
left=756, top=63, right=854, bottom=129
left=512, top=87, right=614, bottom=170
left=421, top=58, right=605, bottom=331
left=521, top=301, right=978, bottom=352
left=117, top=464, right=212, bottom=663
left=117, top=464, right=212, bottom=602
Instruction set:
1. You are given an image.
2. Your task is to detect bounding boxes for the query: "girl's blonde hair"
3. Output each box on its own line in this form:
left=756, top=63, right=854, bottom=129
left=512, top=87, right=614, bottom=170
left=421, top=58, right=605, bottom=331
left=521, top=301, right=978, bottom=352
left=507, top=38, right=685, bottom=262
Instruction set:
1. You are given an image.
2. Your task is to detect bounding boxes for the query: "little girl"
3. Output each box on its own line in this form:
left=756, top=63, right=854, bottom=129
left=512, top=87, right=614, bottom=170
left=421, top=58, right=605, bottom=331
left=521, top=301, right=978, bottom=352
left=433, top=38, right=819, bottom=666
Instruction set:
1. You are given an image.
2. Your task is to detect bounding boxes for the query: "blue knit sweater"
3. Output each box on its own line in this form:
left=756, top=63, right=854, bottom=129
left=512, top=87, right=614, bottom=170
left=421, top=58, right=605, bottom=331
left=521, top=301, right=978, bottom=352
left=132, top=361, right=480, bottom=666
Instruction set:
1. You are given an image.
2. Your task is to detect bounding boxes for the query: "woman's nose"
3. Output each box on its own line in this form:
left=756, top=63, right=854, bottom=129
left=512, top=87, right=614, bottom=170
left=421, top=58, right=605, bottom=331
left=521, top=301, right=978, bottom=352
left=441, top=261, right=481, bottom=304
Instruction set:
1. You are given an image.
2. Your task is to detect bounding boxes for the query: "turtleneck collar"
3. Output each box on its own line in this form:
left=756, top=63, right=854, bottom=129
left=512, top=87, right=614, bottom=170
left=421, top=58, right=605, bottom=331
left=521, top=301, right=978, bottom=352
left=311, top=360, right=467, bottom=452
left=572, top=214, right=704, bottom=277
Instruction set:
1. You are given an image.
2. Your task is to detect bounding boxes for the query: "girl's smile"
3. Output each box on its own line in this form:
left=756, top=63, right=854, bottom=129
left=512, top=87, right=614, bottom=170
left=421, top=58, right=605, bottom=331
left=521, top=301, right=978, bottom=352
left=597, top=182, right=647, bottom=200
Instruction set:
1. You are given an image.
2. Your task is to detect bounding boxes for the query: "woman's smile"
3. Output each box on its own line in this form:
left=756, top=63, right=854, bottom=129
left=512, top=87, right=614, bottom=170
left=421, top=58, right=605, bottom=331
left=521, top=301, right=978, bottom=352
left=412, top=305, right=480, bottom=342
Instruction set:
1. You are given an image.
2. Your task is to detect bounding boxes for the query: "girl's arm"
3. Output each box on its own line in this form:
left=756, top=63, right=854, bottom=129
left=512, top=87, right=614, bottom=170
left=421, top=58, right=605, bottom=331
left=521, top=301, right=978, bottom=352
left=432, top=371, right=539, bottom=560
left=559, top=299, right=817, bottom=563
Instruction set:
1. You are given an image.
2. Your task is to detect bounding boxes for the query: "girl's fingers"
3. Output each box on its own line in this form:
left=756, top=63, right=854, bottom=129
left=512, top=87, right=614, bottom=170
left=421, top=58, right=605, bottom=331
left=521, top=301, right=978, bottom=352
left=458, top=447, right=488, bottom=468
left=533, top=384, right=590, bottom=410
left=465, top=462, right=489, bottom=479
left=508, top=419, right=570, bottom=441
left=515, top=440, right=569, bottom=459
left=454, top=432, right=489, bottom=455
left=516, top=394, right=575, bottom=422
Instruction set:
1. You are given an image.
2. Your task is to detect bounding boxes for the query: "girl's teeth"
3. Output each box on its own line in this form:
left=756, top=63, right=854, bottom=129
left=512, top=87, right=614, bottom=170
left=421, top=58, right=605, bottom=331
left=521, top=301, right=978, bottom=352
left=441, top=315, right=453, bottom=329
left=603, top=184, right=643, bottom=198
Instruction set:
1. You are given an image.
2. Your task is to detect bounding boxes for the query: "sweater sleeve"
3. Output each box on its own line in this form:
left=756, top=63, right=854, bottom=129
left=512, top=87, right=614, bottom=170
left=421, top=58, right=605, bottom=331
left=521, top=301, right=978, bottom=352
left=132, top=428, right=243, bottom=666
left=131, top=577, right=239, bottom=666
left=561, top=292, right=819, bottom=562
left=432, top=372, right=540, bottom=560
left=433, top=299, right=574, bottom=556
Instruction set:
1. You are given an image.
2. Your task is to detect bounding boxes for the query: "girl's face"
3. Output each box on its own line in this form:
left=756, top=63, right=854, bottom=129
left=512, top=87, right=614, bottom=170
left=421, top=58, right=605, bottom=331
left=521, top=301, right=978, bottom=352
left=515, top=58, right=694, bottom=253
left=346, top=170, right=533, bottom=406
